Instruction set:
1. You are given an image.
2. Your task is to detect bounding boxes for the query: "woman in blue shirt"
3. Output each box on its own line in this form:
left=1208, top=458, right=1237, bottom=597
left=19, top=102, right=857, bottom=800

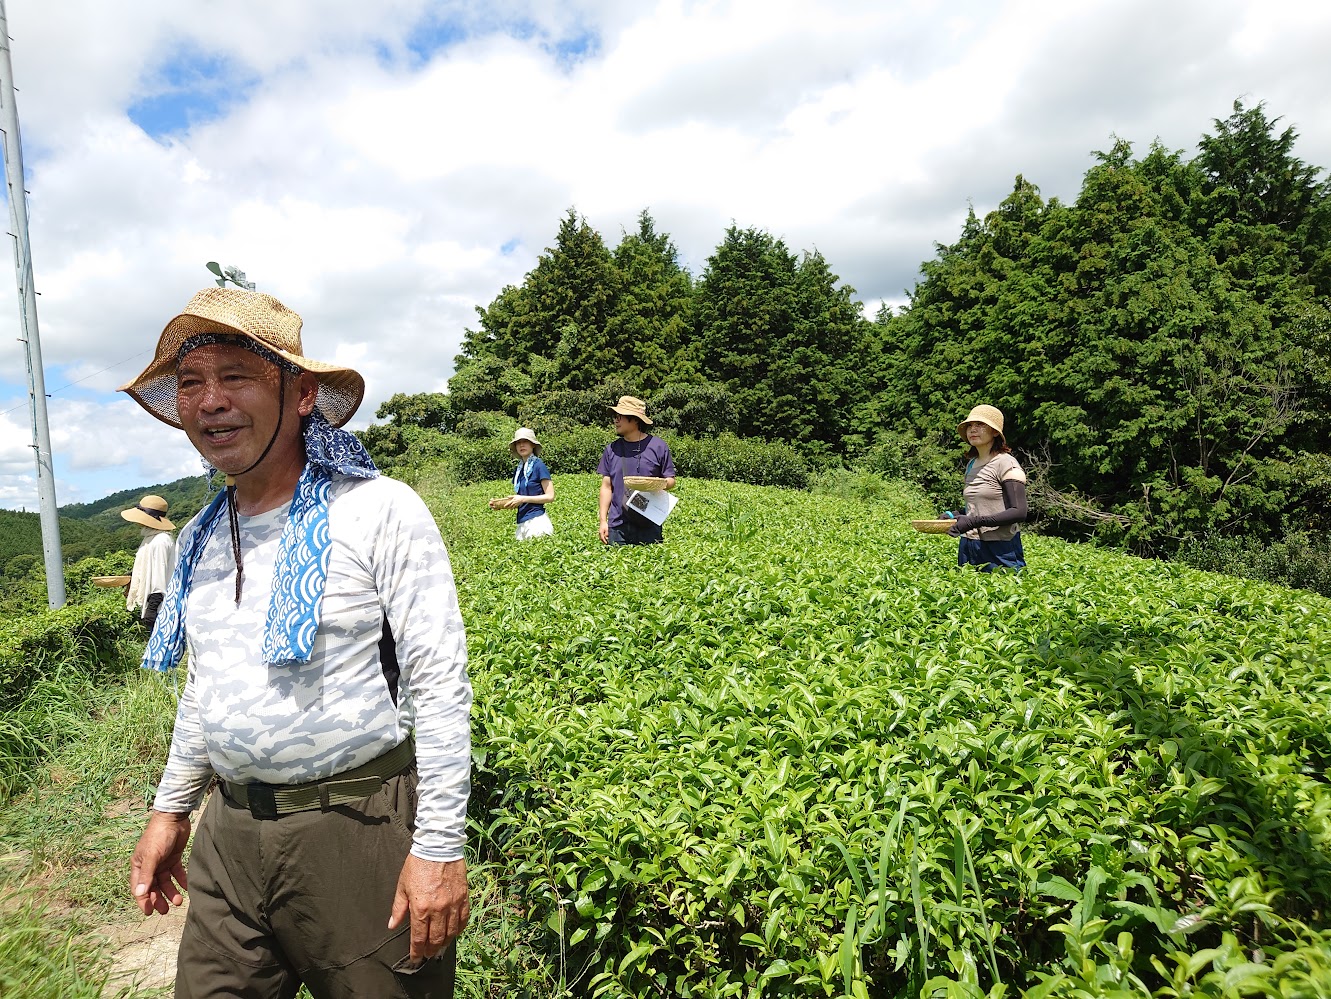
left=491, top=427, right=555, bottom=540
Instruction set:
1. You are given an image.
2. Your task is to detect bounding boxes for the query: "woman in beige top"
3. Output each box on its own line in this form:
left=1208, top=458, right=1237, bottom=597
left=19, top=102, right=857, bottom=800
left=948, top=404, right=1028, bottom=571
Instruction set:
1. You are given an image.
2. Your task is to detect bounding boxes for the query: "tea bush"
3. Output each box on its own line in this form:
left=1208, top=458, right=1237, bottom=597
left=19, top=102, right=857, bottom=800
left=0, top=595, right=139, bottom=712
left=369, top=427, right=811, bottom=490
left=422, top=472, right=1331, bottom=998
left=1178, top=531, right=1331, bottom=599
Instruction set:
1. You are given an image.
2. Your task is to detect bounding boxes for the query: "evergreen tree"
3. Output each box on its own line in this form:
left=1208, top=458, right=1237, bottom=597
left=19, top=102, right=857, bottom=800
left=606, top=210, right=698, bottom=388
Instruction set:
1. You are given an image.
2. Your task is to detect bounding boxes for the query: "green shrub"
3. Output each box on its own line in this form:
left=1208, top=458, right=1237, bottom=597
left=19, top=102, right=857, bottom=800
left=1178, top=531, right=1331, bottom=598
left=379, top=427, right=811, bottom=490
left=517, top=378, right=638, bottom=429
left=0, top=599, right=139, bottom=712
left=647, top=382, right=735, bottom=436
left=856, top=431, right=960, bottom=507
left=661, top=431, right=810, bottom=488
left=64, top=550, right=135, bottom=597
left=809, top=467, right=934, bottom=516
left=455, top=410, right=517, bottom=441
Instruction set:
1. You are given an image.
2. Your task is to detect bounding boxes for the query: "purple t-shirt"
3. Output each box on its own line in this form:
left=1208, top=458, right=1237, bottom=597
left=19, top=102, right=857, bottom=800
left=597, top=435, right=676, bottom=529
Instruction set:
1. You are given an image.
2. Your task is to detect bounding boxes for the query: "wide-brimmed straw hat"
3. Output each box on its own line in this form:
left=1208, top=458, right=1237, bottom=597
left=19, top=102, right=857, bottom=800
left=118, top=288, right=365, bottom=429
left=510, top=427, right=542, bottom=455
left=121, top=494, right=175, bottom=531
left=609, top=395, right=653, bottom=426
left=957, top=404, right=1005, bottom=440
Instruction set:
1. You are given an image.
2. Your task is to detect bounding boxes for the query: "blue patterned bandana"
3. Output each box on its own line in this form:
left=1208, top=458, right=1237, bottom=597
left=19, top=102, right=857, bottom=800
left=142, top=408, right=378, bottom=672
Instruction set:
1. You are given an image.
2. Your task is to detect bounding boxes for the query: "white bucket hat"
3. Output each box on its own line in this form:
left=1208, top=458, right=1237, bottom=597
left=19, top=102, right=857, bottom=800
left=510, top=427, right=542, bottom=455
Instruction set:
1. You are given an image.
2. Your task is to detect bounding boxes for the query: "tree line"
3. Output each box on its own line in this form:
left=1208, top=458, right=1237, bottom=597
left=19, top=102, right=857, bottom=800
left=371, top=100, right=1327, bottom=556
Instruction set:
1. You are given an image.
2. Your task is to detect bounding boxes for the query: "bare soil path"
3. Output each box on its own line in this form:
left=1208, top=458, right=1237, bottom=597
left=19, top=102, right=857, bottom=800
left=98, top=899, right=186, bottom=996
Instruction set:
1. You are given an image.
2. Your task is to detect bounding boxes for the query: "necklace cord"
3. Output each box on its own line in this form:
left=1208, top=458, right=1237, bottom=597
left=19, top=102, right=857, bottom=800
left=226, top=371, right=289, bottom=603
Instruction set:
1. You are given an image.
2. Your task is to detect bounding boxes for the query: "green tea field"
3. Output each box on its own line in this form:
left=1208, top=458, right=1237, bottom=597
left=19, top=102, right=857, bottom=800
left=427, top=472, right=1331, bottom=998
left=3, top=471, right=1329, bottom=998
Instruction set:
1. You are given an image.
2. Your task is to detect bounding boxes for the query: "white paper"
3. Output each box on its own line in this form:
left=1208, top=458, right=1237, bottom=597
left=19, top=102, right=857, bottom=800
left=625, top=487, right=678, bottom=525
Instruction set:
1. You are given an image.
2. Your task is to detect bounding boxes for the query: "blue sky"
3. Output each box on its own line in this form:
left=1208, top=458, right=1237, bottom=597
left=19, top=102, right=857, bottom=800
left=1, top=0, right=1330, bottom=511
left=128, top=52, right=253, bottom=140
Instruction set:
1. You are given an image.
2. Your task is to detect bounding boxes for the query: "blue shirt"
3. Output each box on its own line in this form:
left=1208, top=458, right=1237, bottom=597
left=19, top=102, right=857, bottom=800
left=514, top=456, right=551, bottom=524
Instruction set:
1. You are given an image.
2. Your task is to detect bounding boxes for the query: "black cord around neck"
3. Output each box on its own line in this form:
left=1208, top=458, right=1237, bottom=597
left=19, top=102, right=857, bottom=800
left=226, top=372, right=289, bottom=604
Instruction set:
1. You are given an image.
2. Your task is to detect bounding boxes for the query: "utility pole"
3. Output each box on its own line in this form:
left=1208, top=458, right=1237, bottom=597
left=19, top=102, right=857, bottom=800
left=0, top=0, right=64, bottom=608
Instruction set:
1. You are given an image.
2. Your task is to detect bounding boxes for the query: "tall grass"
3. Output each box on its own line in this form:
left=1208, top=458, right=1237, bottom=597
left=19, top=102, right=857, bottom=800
left=1, top=662, right=179, bottom=913
left=0, top=894, right=144, bottom=998
left=0, top=635, right=562, bottom=993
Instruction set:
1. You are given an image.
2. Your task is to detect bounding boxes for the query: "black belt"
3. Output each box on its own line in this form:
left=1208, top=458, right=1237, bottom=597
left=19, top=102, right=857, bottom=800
left=219, top=738, right=414, bottom=820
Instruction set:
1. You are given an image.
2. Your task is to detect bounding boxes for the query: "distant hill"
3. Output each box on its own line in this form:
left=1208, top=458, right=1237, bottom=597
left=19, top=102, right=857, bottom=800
left=0, top=473, right=214, bottom=569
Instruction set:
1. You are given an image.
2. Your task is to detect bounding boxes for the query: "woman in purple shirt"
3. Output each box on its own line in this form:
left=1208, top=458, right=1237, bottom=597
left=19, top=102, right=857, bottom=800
left=597, top=396, right=676, bottom=545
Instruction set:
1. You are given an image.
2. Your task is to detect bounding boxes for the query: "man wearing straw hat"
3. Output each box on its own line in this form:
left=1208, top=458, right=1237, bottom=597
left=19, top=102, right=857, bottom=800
left=597, top=395, right=676, bottom=545
left=120, top=288, right=471, bottom=996
left=120, top=494, right=177, bottom=630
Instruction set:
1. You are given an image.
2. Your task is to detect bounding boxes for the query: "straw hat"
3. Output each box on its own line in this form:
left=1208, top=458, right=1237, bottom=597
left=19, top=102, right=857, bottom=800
left=121, top=494, right=175, bottom=531
left=609, top=395, right=653, bottom=426
left=118, top=288, right=365, bottom=429
left=510, top=427, right=542, bottom=455
left=958, top=404, right=1005, bottom=440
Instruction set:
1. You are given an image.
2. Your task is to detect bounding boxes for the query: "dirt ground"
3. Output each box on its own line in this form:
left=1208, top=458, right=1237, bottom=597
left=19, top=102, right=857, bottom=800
left=98, top=898, right=186, bottom=996
left=96, top=795, right=204, bottom=996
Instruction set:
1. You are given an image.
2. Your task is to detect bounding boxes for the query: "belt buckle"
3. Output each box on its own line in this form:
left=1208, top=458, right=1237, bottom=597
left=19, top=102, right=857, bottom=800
left=247, top=783, right=279, bottom=820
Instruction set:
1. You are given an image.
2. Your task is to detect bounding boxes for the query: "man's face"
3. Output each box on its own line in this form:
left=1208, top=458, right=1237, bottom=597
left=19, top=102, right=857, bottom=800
left=176, top=343, right=294, bottom=475
left=612, top=413, right=635, bottom=437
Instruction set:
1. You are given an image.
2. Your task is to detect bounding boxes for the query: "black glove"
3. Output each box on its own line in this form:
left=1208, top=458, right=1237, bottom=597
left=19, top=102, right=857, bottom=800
left=948, top=514, right=980, bottom=537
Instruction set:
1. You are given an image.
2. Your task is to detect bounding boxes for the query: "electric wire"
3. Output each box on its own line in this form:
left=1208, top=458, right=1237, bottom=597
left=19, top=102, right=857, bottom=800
left=0, top=346, right=151, bottom=418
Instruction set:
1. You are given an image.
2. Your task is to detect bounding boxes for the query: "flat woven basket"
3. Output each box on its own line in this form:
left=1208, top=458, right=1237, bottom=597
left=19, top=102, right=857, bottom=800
left=911, top=519, right=956, bottom=535
left=92, top=575, right=132, bottom=587
left=489, top=496, right=520, bottom=510
left=624, top=475, right=667, bottom=491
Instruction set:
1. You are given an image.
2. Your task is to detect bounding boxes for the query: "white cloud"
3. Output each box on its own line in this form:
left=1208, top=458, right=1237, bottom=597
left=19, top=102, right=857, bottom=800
left=1, top=0, right=1330, bottom=507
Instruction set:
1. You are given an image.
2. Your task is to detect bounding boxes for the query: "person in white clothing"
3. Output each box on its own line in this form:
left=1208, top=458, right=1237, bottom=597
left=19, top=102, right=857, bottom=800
left=119, top=288, right=471, bottom=997
left=121, top=494, right=177, bottom=630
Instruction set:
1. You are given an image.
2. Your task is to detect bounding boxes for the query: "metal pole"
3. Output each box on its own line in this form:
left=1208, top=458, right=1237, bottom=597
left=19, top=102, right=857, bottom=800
left=0, top=0, right=64, bottom=608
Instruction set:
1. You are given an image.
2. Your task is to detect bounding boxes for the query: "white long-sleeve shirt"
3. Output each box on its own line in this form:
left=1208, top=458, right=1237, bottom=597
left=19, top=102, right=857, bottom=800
left=151, top=475, right=472, bottom=861
left=127, top=528, right=176, bottom=615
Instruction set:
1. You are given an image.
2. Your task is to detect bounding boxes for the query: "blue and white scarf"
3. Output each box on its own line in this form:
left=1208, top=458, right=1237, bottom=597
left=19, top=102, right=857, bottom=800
left=142, top=408, right=378, bottom=672
left=513, top=456, right=537, bottom=494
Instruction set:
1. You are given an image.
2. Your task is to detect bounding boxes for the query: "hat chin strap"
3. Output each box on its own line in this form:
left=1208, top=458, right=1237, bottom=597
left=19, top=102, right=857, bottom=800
left=223, top=371, right=289, bottom=604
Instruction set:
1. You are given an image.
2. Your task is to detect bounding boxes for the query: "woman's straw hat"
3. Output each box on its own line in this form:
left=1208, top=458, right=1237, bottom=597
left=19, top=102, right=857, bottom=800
left=510, top=427, right=542, bottom=455
left=121, top=494, right=175, bottom=531
left=609, top=395, right=653, bottom=426
left=958, top=404, right=1005, bottom=440
left=118, top=288, right=365, bottom=429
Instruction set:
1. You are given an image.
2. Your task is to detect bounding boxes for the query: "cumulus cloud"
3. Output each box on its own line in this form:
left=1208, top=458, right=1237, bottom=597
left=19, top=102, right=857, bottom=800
left=0, top=0, right=1329, bottom=507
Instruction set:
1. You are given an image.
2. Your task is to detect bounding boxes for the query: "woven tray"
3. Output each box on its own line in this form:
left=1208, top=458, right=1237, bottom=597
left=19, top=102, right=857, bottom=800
left=92, top=575, right=131, bottom=587
left=624, top=475, right=667, bottom=491
left=488, top=496, right=519, bottom=510
left=911, top=519, right=956, bottom=535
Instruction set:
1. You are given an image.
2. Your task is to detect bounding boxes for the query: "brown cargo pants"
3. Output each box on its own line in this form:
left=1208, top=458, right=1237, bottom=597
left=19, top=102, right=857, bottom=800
left=175, top=766, right=456, bottom=998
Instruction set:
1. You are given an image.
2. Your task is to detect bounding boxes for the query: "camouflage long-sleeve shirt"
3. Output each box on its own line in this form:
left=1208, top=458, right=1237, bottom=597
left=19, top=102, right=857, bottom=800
left=152, top=475, right=472, bottom=862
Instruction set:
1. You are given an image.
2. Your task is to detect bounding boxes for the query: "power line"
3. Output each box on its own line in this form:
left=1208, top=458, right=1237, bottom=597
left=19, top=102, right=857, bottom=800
left=0, top=348, right=151, bottom=417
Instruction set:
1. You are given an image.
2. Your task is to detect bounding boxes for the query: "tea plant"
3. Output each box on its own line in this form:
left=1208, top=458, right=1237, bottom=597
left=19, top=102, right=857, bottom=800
left=421, top=472, right=1331, bottom=998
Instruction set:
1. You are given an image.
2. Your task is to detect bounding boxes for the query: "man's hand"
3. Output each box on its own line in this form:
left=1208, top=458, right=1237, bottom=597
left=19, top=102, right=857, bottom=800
left=129, top=810, right=191, bottom=915
left=389, top=856, right=469, bottom=961
left=599, top=520, right=610, bottom=544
